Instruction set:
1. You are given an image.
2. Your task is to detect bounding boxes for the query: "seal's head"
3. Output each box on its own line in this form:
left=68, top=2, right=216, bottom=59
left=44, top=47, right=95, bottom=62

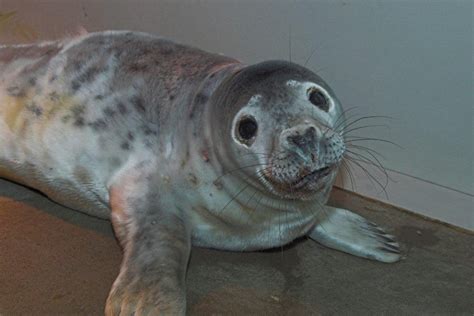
left=209, top=60, right=345, bottom=201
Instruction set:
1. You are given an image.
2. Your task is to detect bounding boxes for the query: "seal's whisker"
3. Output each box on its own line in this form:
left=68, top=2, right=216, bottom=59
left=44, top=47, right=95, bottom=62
left=345, top=137, right=403, bottom=149
left=244, top=187, right=260, bottom=212
left=332, top=106, right=359, bottom=130
left=237, top=187, right=260, bottom=230
left=345, top=151, right=391, bottom=189
left=334, top=112, right=388, bottom=133
left=218, top=166, right=272, bottom=215
left=315, top=201, right=332, bottom=230
left=344, top=158, right=389, bottom=199
left=346, top=144, right=386, bottom=160
left=239, top=152, right=271, bottom=157
left=303, top=44, right=319, bottom=67
left=313, top=66, right=329, bottom=75
left=333, top=110, right=365, bottom=132
left=341, top=124, right=388, bottom=136
left=241, top=189, right=258, bottom=224
left=345, top=148, right=394, bottom=184
left=338, top=115, right=393, bottom=134
left=345, top=150, right=386, bottom=176
left=248, top=191, right=267, bottom=241
left=302, top=200, right=330, bottom=234
left=214, top=163, right=269, bottom=182
left=340, top=159, right=356, bottom=191
left=276, top=199, right=283, bottom=252
left=238, top=149, right=285, bottom=157
left=218, top=182, right=251, bottom=215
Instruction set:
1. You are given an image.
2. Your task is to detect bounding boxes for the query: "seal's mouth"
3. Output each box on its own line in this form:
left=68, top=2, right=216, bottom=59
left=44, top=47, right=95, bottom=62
left=261, top=164, right=336, bottom=199
left=291, top=165, right=333, bottom=190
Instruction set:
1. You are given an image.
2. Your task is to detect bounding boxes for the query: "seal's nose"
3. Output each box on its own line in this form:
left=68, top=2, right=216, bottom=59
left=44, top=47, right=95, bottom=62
left=280, top=123, right=345, bottom=171
left=281, top=124, right=321, bottom=164
left=286, top=126, right=317, bottom=149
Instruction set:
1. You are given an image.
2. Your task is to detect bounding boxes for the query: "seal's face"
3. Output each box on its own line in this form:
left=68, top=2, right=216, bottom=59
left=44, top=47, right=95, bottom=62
left=215, top=61, right=345, bottom=201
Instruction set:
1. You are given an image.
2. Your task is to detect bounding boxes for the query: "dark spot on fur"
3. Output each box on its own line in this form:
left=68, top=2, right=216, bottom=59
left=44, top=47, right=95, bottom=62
left=28, top=77, right=37, bottom=86
left=95, top=94, right=104, bottom=100
left=74, top=117, right=85, bottom=127
left=117, top=102, right=128, bottom=115
left=71, top=104, right=85, bottom=116
left=71, top=65, right=104, bottom=92
left=88, top=119, right=108, bottom=131
left=71, top=80, right=81, bottom=91
left=6, top=86, right=25, bottom=97
left=213, top=179, right=224, bottom=190
left=49, top=74, right=57, bottom=83
left=127, top=132, right=135, bottom=141
left=25, top=102, right=42, bottom=116
left=130, top=95, right=145, bottom=113
left=188, top=173, right=198, bottom=185
left=143, top=126, right=157, bottom=136
left=169, top=94, right=175, bottom=101
left=61, top=115, right=71, bottom=123
left=49, top=91, right=60, bottom=101
left=120, top=142, right=131, bottom=150
left=195, top=93, right=208, bottom=104
left=103, top=106, right=116, bottom=116
left=71, top=104, right=86, bottom=127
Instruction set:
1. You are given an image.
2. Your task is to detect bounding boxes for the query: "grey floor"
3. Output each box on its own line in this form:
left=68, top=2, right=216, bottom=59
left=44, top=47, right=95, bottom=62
left=0, top=178, right=473, bottom=315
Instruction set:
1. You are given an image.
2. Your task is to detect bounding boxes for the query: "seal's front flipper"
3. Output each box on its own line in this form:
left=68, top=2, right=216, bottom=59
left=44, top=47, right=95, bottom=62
left=106, top=166, right=190, bottom=316
left=308, top=206, right=400, bottom=263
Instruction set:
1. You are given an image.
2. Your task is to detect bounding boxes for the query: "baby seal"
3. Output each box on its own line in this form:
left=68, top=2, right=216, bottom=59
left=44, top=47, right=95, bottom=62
left=0, top=31, right=400, bottom=315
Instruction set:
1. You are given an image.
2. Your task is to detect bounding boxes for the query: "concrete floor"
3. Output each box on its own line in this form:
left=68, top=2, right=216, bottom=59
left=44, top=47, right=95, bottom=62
left=0, top=178, right=473, bottom=315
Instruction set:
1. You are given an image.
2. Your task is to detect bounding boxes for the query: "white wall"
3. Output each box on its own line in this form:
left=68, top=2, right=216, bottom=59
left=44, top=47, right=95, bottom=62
left=0, top=0, right=472, bottom=228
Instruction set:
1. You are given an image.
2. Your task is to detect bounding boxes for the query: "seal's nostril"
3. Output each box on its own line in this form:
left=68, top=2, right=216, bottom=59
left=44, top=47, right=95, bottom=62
left=287, top=134, right=306, bottom=147
left=304, top=126, right=318, bottom=143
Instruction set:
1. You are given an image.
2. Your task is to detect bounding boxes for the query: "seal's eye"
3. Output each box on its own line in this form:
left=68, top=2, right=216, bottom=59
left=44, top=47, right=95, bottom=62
left=237, top=116, right=258, bottom=144
left=308, top=87, right=329, bottom=112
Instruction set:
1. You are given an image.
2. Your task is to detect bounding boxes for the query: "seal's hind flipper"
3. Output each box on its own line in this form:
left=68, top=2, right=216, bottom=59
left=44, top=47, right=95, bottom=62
left=308, top=207, right=401, bottom=263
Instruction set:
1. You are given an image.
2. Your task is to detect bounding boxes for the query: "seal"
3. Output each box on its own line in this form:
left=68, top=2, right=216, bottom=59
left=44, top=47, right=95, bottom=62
left=0, top=31, right=400, bottom=315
